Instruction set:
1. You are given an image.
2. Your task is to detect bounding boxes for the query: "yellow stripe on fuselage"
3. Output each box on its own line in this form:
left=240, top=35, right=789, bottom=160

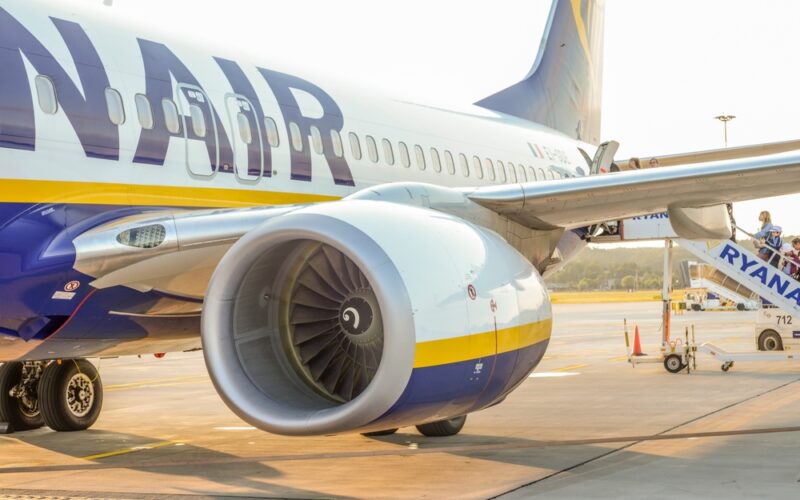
left=413, top=318, right=552, bottom=368
left=0, top=178, right=339, bottom=207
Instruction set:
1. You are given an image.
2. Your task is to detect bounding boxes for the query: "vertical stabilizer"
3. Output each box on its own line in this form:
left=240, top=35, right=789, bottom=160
left=475, top=0, right=605, bottom=144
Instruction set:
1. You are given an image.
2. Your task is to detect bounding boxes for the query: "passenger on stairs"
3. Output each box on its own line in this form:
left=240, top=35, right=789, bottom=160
left=757, top=210, right=773, bottom=229
left=762, top=226, right=783, bottom=268
left=783, top=238, right=800, bottom=279
left=754, top=211, right=777, bottom=261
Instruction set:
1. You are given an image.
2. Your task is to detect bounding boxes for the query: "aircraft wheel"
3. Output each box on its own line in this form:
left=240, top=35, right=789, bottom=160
left=758, top=330, right=783, bottom=351
left=39, top=359, right=103, bottom=432
left=416, top=415, right=466, bottom=437
left=361, top=428, right=399, bottom=437
left=0, top=362, right=45, bottom=432
left=691, top=304, right=702, bottom=312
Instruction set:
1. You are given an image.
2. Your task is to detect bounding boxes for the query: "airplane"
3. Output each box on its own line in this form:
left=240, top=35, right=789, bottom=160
left=2, top=0, right=800, bottom=437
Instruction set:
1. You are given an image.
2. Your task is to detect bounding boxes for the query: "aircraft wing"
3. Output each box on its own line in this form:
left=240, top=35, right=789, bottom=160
left=466, top=151, right=800, bottom=230
left=618, top=139, right=800, bottom=170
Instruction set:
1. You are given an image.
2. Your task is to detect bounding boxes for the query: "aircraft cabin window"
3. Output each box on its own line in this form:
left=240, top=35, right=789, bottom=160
left=265, top=117, right=280, bottom=148
left=104, top=88, right=125, bottom=125
left=528, top=166, right=536, bottom=180
left=414, top=145, right=426, bottom=170
left=236, top=112, right=252, bottom=145
left=310, top=126, right=324, bottom=154
left=485, top=158, right=496, bottom=181
left=497, top=160, right=507, bottom=183
left=547, top=169, right=554, bottom=180
left=162, top=99, right=180, bottom=134
left=189, top=104, right=207, bottom=138
left=366, top=135, right=379, bottom=163
left=331, top=130, right=344, bottom=158
left=430, top=148, right=442, bottom=173
left=398, top=142, right=411, bottom=168
left=444, top=150, right=456, bottom=175
left=459, top=153, right=470, bottom=177
left=518, top=164, right=528, bottom=182
left=349, top=132, right=362, bottom=160
left=472, top=156, right=484, bottom=179
left=508, top=162, right=518, bottom=183
left=382, top=139, right=395, bottom=165
left=289, top=122, right=303, bottom=152
left=538, top=167, right=546, bottom=180
left=34, top=75, right=58, bottom=115
left=135, top=94, right=154, bottom=130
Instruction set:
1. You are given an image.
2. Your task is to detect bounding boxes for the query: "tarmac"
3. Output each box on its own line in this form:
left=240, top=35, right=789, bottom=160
left=2, top=302, right=800, bottom=499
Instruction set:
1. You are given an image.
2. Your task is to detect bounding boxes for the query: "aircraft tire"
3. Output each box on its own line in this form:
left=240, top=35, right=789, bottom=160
left=39, top=359, right=103, bottom=432
left=0, top=362, right=45, bottom=432
left=416, top=415, right=466, bottom=437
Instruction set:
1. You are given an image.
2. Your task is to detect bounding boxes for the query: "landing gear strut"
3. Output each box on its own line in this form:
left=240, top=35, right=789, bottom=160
left=0, top=359, right=103, bottom=433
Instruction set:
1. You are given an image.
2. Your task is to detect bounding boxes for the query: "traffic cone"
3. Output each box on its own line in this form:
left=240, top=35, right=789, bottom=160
left=632, top=325, right=646, bottom=356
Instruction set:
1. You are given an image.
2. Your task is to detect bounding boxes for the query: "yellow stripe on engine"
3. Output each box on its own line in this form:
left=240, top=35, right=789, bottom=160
left=0, top=178, right=339, bottom=207
left=413, top=318, right=552, bottom=368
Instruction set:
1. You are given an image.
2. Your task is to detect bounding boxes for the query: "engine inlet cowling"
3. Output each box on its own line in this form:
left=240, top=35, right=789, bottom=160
left=201, top=208, right=416, bottom=436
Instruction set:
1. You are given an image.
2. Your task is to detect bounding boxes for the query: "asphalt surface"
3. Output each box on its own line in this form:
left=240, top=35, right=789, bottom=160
left=2, top=302, right=799, bottom=499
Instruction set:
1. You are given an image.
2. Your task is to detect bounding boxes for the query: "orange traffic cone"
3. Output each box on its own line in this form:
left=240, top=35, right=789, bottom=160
left=632, top=325, right=646, bottom=356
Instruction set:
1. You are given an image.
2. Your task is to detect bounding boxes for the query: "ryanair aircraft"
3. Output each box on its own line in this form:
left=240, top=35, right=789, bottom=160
left=1, top=0, right=799, bottom=436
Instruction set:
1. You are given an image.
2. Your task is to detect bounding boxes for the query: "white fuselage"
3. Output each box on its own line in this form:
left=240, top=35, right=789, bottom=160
left=1, top=0, right=592, bottom=209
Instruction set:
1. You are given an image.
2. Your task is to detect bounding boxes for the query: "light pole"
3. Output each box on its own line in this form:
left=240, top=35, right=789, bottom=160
left=714, top=114, right=736, bottom=148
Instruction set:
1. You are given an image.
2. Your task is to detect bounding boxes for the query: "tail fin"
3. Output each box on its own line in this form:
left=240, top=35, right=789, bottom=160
left=475, top=0, right=605, bottom=144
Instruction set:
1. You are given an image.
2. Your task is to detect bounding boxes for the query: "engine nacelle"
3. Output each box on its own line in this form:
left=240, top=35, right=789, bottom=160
left=202, top=200, right=551, bottom=435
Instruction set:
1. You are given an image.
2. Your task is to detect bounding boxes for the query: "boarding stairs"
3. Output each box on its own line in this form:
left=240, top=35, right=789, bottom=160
left=685, top=261, right=759, bottom=309
left=677, top=232, right=800, bottom=315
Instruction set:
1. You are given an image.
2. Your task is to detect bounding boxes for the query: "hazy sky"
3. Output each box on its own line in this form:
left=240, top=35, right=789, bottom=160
left=74, top=0, right=800, bottom=235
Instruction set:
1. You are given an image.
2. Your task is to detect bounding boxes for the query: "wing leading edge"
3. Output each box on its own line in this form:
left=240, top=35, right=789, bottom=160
left=465, top=151, right=800, bottom=230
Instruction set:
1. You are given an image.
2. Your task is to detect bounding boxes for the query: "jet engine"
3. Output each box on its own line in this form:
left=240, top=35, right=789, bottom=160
left=202, top=200, right=551, bottom=435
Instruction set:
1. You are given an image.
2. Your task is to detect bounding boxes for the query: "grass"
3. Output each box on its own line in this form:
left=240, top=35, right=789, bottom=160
left=550, top=290, right=687, bottom=304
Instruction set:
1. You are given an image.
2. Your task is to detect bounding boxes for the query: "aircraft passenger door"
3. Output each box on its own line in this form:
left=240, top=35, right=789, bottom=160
left=176, top=83, right=219, bottom=178
left=225, top=94, right=264, bottom=183
left=590, top=140, right=619, bottom=175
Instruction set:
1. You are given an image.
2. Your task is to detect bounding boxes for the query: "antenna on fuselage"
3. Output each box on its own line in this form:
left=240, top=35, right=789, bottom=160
left=103, top=0, right=113, bottom=6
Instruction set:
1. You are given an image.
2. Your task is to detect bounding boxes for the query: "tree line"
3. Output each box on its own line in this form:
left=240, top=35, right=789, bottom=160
left=546, top=245, right=695, bottom=291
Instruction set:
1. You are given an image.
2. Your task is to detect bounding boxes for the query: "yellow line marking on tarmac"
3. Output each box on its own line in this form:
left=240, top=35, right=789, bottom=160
left=609, top=355, right=630, bottom=362
left=105, top=375, right=207, bottom=392
left=81, top=440, right=184, bottom=461
left=552, top=364, right=588, bottom=372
